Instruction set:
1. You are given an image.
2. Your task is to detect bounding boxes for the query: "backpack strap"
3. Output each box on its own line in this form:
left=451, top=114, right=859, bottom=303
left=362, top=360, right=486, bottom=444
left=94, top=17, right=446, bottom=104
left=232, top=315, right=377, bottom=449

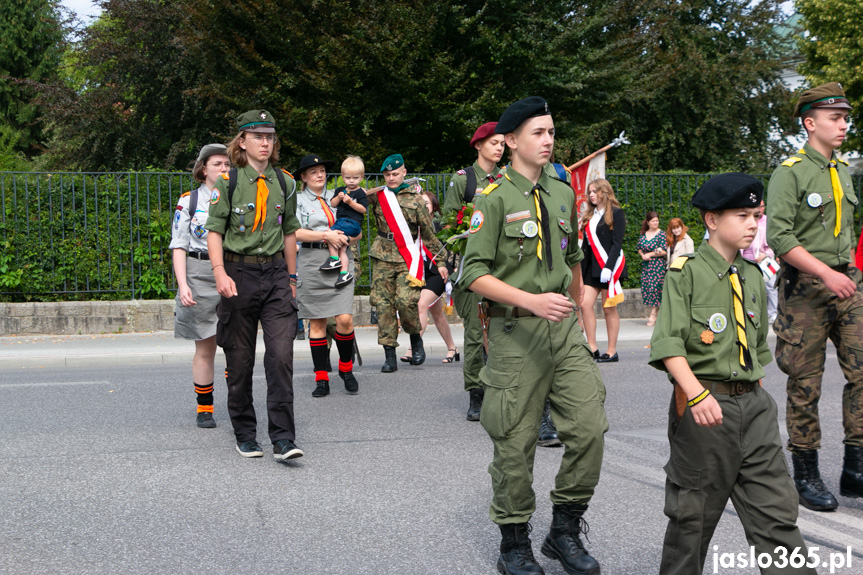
left=463, top=166, right=477, bottom=204
left=223, top=168, right=238, bottom=234
left=188, top=188, right=198, bottom=219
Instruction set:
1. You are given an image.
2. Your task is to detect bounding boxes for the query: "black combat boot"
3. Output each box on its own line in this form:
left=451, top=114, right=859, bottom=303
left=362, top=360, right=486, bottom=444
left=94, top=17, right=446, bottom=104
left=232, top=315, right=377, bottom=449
left=409, top=333, right=426, bottom=365
left=792, top=450, right=838, bottom=511
left=538, top=400, right=562, bottom=448
left=541, top=504, right=600, bottom=575
left=467, top=388, right=484, bottom=421
left=381, top=346, right=398, bottom=373
left=840, top=445, right=863, bottom=498
left=497, top=523, right=545, bottom=575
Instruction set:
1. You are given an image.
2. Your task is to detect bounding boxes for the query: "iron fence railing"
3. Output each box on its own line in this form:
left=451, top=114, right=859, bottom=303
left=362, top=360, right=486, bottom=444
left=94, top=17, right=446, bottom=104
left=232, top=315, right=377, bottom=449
left=2, top=171, right=861, bottom=301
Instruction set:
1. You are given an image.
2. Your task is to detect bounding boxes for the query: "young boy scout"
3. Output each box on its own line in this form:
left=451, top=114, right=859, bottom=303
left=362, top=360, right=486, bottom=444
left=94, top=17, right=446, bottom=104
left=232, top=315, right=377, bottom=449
left=205, top=110, right=304, bottom=462
left=766, top=82, right=863, bottom=510
left=460, top=97, right=607, bottom=575
left=367, top=154, right=448, bottom=372
left=443, top=121, right=505, bottom=421
left=650, top=173, right=815, bottom=575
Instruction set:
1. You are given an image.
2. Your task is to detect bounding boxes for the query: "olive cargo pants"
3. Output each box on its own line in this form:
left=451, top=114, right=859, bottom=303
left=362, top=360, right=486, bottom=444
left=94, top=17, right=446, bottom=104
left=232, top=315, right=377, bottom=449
left=453, top=285, right=484, bottom=391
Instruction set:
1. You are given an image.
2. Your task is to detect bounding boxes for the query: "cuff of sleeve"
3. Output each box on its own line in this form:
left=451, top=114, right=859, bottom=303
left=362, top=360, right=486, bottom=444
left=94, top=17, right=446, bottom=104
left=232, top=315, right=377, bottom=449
left=770, top=237, right=801, bottom=258
left=757, top=346, right=773, bottom=368
left=458, top=266, right=489, bottom=292
left=204, top=219, right=225, bottom=234
left=565, top=252, right=584, bottom=268
left=648, top=337, right=687, bottom=371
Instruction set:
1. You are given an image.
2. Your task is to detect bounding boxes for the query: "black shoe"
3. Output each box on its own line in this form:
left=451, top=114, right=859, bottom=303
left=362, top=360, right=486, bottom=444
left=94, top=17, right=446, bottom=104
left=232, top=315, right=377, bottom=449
left=312, top=380, right=330, bottom=398
left=596, top=352, right=618, bottom=363
left=340, top=370, right=359, bottom=394
left=335, top=272, right=354, bottom=288
left=538, top=400, right=562, bottom=448
left=590, top=349, right=600, bottom=360
left=840, top=445, right=863, bottom=498
left=296, top=329, right=306, bottom=341
left=236, top=440, right=263, bottom=458
left=467, top=388, right=484, bottom=421
left=792, top=450, right=838, bottom=511
left=381, top=345, right=398, bottom=373
left=541, top=504, right=600, bottom=575
left=319, top=258, right=342, bottom=272
left=273, top=439, right=304, bottom=461
left=409, top=333, right=426, bottom=365
left=196, top=411, right=216, bottom=428
left=498, top=523, right=545, bottom=575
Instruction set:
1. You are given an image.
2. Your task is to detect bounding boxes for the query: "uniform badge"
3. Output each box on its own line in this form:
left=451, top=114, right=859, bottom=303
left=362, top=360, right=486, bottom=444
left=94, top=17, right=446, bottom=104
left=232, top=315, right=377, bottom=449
left=238, top=225, right=246, bottom=233
left=247, top=203, right=255, bottom=210
left=175, top=204, right=183, bottom=211
left=193, top=225, right=206, bottom=239
left=560, top=205, right=566, bottom=213
left=275, top=204, right=282, bottom=210
left=449, top=181, right=455, bottom=187
left=708, top=313, right=727, bottom=333
left=260, top=112, right=267, bottom=120
left=278, top=215, right=283, bottom=224
left=747, top=310, right=755, bottom=319
left=173, top=210, right=182, bottom=229
left=210, top=190, right=220, bottom=204
left=558, top=218, right=566, bottom=227
left=700, top=330, right=715, bottom=344
left=561, top=238, right=568, bottom=250
left=505, top=210, right=531, bottom=223
left=469, top=211, right=484, bottom=233
left=234, top=207, right=241, bottom=214
left=522, top=221, right=538, bottom=238
left=807, top=193, right=822, bottom=208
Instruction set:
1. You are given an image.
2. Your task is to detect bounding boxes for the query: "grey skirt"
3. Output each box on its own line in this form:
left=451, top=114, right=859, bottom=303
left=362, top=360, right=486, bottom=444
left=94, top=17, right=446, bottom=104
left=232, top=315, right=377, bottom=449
left=174, top=257, right=219, bottom=340
left=297, top=244, right=355, bottom=319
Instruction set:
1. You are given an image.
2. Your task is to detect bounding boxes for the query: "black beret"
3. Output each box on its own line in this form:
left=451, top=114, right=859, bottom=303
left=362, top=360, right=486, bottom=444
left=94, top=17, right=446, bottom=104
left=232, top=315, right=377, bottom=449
left=793, top=82, right=852, bottom=118
left=495, top=97, right=550, bottom=134
left=293, top=154, right=335, bottom=179
left=691, top=173, right=763, bottom=211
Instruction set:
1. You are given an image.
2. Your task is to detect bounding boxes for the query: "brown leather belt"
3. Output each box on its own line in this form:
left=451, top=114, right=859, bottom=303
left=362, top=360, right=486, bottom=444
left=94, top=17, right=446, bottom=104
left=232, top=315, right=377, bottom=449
left=224, top=251, right=284, bottom=264
left=699, top=379, right=757, bottom=396
left=487, top=306, right=536, bottom=318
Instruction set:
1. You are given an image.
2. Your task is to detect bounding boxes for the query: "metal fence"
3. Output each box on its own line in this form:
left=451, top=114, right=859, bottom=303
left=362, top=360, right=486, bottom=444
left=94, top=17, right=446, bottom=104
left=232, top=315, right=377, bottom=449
left=2, top=171, right=862, bottom=301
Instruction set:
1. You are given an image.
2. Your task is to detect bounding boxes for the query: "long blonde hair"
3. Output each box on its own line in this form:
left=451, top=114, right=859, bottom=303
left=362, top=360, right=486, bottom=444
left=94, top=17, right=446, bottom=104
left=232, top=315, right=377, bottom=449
left=579, top=179, right=620, bottom=231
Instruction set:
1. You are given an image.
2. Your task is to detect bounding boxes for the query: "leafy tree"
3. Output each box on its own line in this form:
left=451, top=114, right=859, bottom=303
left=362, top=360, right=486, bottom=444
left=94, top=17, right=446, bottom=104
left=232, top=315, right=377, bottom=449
left=797, top=0, right=863, bottom=153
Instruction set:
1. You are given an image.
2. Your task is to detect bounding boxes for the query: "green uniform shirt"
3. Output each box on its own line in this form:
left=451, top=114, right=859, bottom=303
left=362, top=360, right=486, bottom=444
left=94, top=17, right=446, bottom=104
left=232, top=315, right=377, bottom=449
left=460, top=167, right=583, bottom=297
left=205, top=165, right=301, bottom=256
left=649, top=241, right=772, bottom=382
left=766, top=142, right=858, bottom=265
left=442, top=162, right=501, bottom=218
left=369, top=183, right=444, bottom=263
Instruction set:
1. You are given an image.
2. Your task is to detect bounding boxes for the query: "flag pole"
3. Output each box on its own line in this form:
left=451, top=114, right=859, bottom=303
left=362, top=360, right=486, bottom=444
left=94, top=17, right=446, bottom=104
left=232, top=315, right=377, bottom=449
left=565, top=131, right=630, bottom=172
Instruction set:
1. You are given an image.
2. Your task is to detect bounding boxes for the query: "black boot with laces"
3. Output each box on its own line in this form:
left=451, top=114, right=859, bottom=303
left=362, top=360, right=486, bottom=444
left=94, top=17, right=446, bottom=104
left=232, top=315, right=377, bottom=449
left=541, top=504, right=600, bottom=575
left=497, top=523, right=544, bottom=575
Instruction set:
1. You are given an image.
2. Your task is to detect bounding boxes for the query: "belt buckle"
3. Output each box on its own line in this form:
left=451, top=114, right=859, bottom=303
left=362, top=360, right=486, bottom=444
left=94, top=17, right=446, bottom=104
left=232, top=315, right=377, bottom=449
left=256, top=255, right=268, bottom=264
left=734, top=382, right=747, bottom=396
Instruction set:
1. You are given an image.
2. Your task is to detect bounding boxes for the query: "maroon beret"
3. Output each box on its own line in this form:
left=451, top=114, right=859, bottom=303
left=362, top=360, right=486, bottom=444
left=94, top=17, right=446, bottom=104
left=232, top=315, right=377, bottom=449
left=470, top=122, right=498, bottom=148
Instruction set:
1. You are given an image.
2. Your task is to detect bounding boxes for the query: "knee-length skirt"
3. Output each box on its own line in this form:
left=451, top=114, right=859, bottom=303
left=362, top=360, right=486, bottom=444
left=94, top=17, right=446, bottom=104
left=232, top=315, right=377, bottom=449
left=174, top=257, right=219, bottom=340
left=296, top=244, right=355, bottom=319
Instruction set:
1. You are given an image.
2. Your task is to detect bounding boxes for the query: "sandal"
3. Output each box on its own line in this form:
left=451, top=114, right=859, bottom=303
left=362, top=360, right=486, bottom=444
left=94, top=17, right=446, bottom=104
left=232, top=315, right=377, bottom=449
left=400, top=349, right=413, bottom=363
left=442, top=348, right=460, bottom=363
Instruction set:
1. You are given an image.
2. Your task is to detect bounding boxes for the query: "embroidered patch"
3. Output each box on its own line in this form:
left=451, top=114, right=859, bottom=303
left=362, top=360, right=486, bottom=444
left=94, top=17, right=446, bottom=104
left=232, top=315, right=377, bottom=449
left=210, top=190, right=220, bottom=204
left=505, top=210, right=531, bottom=223
left=278, top=215, right=283, bottom=224
left=276, top=204, right=282, bottom=210
left=709, top=313, right=727, bottom=333
left=469, top=211, right=484, bottom=233
left=193, top=225, right=206, bottom=238
left=174, top=211, right=182, bottom=227
left=561, top=238, right=569, bottom=250
left=238, top=225, right=246, bottom=233
left=522, top=221, right=538, bottom=238
left=747, top=310, right=755, bottom=319
left=558, top=217, right=566, bottom=227
left=175, top=204, right=183, bottom=211
left=807, top=193, right=822, bottom=208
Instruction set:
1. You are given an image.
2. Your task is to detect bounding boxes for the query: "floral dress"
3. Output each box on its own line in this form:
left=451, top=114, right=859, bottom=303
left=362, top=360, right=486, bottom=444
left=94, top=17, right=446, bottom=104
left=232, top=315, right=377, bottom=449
left=638, top=231, right=667, bottom=307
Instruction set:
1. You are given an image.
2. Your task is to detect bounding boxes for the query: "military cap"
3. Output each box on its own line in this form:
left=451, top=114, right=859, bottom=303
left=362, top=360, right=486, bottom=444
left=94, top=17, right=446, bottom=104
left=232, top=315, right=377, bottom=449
left=793, top=82, right=852, bottom=117
left=495, top=97, right=550, bottom=134
left=236, top=110, right=276, bottom=133
left=380, top=153, right=404, bottom=173
left=293, top=154, right=335, bottom=179
left=196, top=143, right=228, bottom=163
left=470, top=122, right=498, bottom=147
left=691, top=173, right=763, bottom=211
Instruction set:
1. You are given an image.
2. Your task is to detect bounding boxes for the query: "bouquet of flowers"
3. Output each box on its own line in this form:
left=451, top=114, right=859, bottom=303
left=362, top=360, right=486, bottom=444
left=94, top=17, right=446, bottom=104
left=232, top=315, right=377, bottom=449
left=437, top=203, right=474, bottom=255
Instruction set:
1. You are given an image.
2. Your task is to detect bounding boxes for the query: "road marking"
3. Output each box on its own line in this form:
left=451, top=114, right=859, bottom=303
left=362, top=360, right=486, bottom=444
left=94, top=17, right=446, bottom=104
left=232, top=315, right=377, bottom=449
left=0, top=380, right=112, bottom=389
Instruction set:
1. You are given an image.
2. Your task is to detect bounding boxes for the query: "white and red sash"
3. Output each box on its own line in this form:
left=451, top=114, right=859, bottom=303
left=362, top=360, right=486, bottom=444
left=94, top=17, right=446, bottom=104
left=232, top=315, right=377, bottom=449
left=585, top=210, right=625, bottom=307
left=378, top=186, right=426, bottom=287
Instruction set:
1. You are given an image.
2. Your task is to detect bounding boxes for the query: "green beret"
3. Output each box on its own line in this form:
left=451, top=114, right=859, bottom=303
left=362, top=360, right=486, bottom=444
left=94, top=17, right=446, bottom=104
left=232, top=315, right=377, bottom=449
left=236, top=110, right=276, bottom=133
left=691, top=173, right=763, bottom=211
left=380, top=154, right=404, bottom=173
left=495, top=97, right=550, bottom=134
left=794, top=82, right=852, bottom=117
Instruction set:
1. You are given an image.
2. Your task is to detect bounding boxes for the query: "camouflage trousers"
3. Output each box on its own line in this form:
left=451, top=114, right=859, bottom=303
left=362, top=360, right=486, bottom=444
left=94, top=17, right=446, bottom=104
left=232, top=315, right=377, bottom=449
left=370, top=259, right=422, bottom=347
left=774, top=265, right=863, bottom=450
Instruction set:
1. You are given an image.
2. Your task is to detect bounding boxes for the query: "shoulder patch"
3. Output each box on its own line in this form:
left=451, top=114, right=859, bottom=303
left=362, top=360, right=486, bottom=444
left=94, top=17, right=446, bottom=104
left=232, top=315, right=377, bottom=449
left=281, top=168, right=295, bottom=179
left=669, top=255, right=690, bottom=271
left=480, top=183, right=499, bottom=196
left=781, top=157, right=802, bottom=168
left=456, top=169, right=466, bottom=175
left=180, top=191, right=191, bottom=197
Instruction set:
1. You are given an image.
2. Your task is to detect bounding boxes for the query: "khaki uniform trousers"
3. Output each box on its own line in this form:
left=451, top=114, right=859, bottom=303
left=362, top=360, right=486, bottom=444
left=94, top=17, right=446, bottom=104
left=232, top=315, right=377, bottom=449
left=453, top=285, right=484, bottom=391
left=480, top=311, right=608, bottom=524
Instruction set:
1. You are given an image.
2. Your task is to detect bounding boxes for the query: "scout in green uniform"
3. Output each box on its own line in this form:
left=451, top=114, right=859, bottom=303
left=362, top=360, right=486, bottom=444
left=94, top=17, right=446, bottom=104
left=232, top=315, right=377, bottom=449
left=766, top=82, right=863, bottom=510
left=205, top=110, right=304, bottom=461
left=368, top=154, right=448, bottom=372
left=443, top=121, right=505, bottom=421
left=460, top=97, right=607, bottom=575
left=650, top=173, right=815, bottom=575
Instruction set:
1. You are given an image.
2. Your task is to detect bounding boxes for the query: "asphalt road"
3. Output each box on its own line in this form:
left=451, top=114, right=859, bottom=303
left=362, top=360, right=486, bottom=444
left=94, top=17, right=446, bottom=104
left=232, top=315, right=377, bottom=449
left=1, top=341, right=861, bottom=574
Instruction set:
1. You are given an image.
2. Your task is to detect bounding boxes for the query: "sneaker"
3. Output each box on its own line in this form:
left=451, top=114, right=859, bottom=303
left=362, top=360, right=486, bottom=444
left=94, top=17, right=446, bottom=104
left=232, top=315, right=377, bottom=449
left=319, top=258, right=342, bottom=272
left=196, top=411, right=216, bottom=428
left=334, top=272, right=354, bottom=288
left=273, top=439, right=304, bottom=461
left=312, top=380, right=330, bottom=398
left=235, top=440, right=263, bottom=458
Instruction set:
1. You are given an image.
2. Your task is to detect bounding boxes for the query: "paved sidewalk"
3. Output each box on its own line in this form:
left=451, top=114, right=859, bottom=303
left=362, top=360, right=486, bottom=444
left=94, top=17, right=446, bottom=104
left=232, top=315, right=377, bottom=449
left=0, top=319, right=660, bottom=369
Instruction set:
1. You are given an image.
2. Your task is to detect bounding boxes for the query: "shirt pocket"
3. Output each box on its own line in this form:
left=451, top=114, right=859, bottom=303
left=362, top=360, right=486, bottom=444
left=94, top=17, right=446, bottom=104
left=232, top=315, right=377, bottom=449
left=503, top=219, right=538, bottom=253
left=689, top=305, right=729, bottom=346
left=230, top=205, right=254, bottom=230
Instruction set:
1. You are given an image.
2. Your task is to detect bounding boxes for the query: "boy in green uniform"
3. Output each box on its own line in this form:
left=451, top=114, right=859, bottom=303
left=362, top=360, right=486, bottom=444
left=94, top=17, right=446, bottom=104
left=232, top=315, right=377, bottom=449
left=367, top=154, right=448, bottom=372
left=650, top=173, right=814, bottom=575
left=461, top=97, right=607, bottom=575
left=443, top=121, right=505, bottom=421
left=205, top=110, right=304, bottom=462
left=766, top=82, right=863, bottom=510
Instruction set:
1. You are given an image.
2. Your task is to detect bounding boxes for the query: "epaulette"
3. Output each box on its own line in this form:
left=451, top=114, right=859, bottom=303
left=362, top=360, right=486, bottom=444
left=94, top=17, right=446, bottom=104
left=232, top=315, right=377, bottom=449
left=481, top=183, right=500, bottom=195
left=669, top=255, right=692, bottom=271
left=180, top=191, right=190, bottom=197
left=221, top=173, right=230, bottom=180
left=456, top=169, right=466, bottom=176
left=281, top=168, right=295, bottom=179
left=781, top=157, right=802, bottom=168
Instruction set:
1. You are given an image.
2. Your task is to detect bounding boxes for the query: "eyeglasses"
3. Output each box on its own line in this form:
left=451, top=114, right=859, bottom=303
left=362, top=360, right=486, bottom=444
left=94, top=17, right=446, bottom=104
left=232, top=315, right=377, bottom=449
left=248, top=134, right=275, bottom=143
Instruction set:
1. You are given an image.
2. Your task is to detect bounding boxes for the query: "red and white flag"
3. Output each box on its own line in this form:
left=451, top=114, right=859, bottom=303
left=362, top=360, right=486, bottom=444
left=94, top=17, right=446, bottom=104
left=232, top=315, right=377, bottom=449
left=570, top=153, right=606, bottom=238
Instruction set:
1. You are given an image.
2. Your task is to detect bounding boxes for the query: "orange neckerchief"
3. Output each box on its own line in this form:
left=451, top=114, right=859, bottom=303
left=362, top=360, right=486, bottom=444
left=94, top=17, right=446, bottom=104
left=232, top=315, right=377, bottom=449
left=252, top=176, right=269, bottom=231
left=317, top=195, right=335, bottom=227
